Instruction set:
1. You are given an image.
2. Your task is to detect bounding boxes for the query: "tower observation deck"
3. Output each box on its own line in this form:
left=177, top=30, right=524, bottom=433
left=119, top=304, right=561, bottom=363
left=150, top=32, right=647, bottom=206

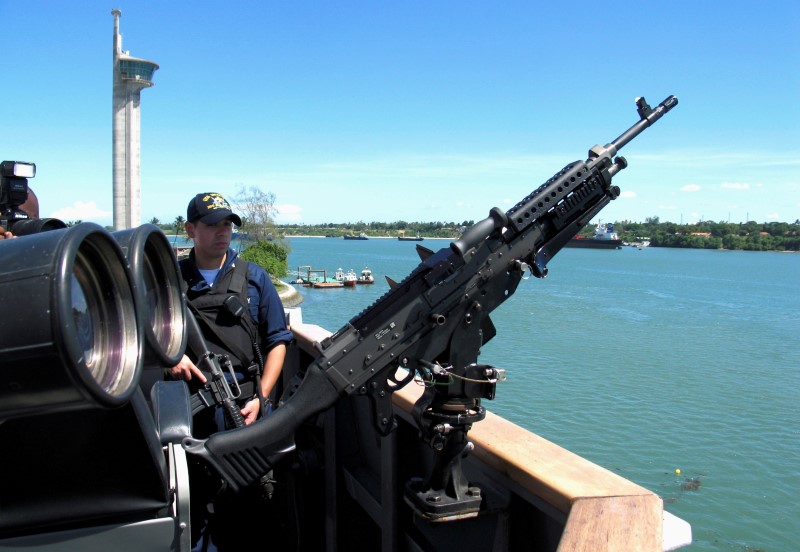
left=111, top=9, right=159, bottom=231
left=118, top=56, right=158, bottom=86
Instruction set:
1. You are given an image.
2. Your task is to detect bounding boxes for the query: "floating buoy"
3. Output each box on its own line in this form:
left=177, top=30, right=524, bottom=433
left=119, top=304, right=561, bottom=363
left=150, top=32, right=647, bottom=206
left=675, top=469, right=681, bottom=475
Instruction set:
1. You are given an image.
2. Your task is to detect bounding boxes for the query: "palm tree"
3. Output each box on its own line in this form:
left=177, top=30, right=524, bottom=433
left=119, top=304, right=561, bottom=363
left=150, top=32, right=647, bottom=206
left=173, top=216, right=185, bottom=247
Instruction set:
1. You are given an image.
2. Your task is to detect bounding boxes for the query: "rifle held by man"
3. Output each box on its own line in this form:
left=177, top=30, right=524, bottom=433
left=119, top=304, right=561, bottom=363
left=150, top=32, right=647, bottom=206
left=185, top=312, right=279, bottom=497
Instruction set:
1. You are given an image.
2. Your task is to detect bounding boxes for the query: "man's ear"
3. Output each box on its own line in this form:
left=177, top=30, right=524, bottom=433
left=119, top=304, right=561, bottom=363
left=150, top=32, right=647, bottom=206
left=185, top=222, right=195, bottom=238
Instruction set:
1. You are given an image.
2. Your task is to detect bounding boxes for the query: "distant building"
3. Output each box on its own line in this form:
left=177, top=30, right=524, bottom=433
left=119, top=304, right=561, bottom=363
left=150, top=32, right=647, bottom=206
left=111, top=9, right=159, bottom=230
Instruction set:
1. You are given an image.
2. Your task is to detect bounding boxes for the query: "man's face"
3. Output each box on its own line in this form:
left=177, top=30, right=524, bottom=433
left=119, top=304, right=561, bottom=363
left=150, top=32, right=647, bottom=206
left=19, top=189, right=39, bottom=218
left=186, top=218, right=234, bottom=259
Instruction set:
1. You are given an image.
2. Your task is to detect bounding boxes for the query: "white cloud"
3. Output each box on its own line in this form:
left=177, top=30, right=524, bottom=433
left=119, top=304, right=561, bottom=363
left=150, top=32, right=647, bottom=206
left=274, top=204, right=302, bottom=223
left=766, top=212, right=780, bottom=219
left=620, top=190, right=637, bottom=198
left=681, top=184, right=701, bottom=192
left=50, top=201, right=111, bottom=222
left=720, top=182, right=750, bottom=190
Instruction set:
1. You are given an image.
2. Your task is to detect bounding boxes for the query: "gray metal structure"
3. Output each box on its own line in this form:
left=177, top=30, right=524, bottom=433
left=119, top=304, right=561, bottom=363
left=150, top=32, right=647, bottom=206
left=111, top=9, right=158, bottom=231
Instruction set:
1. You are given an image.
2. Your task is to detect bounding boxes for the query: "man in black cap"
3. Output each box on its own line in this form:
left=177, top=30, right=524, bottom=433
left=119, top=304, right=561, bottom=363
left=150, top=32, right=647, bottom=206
left=169, top=192, right=292, bottom=550
left=170, top=192, right=292, bottom=424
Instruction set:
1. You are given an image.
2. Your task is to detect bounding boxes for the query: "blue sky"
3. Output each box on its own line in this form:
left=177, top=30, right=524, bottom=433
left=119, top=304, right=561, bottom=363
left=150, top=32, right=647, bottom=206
left=1, top=1, right=798, bottom=226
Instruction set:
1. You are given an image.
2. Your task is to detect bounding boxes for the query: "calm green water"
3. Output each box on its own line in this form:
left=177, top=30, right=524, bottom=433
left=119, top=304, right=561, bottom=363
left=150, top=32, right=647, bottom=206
left=284, top=237, right=800, bottom=551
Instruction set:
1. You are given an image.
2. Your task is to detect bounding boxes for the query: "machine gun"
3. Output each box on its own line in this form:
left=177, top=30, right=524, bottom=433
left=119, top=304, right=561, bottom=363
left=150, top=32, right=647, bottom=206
left=184, top=95, right=678, bottom=520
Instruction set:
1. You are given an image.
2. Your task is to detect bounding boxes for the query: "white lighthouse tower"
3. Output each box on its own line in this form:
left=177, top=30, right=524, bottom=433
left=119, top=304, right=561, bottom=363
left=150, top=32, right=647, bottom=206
left=111, top=9, right=159, bottom=231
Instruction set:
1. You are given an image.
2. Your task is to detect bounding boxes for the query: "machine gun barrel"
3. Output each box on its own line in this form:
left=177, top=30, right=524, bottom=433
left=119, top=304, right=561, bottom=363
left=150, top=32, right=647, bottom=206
left=183, top=95, right=679, bottom=492
left=610, top=95, right=678, bottom=152
left=454, top=95, right=678, bottom=260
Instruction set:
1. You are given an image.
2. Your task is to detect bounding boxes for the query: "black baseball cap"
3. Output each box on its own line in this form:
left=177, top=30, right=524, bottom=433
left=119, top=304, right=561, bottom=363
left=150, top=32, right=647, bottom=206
left=186, top=193, right=242, bottom=226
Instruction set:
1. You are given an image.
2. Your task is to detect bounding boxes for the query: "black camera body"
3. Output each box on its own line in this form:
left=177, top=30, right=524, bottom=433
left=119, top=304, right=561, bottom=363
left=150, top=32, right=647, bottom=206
left=1, top=160, right=65, bottom=235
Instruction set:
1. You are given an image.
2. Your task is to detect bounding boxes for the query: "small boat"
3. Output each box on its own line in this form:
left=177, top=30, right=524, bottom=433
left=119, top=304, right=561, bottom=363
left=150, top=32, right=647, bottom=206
left=344, top=233, right=368, bottom=240
left=335, top=268, right=358, bottom=287
left=357, top=267, right=375, bottom=284
left=566, top=222, right=623, bottom=249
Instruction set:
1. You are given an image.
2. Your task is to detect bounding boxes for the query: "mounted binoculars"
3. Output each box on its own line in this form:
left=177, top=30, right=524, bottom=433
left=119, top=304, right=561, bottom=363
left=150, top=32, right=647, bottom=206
left=0, top=222, right=188, bottom=419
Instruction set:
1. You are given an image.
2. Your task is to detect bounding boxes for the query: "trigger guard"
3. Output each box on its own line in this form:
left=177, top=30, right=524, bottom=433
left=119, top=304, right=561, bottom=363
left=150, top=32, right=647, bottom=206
left=389, top=367, right=416, bottom=389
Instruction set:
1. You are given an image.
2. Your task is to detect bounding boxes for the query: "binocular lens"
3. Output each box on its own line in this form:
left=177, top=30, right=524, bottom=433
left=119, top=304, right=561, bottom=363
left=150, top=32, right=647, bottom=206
left=0, top=223, right=143, bottom=418
left=112, top=224, right=187, bottom=367
left=70, top=231, right=140, bottom=399
left=142, top=239, right=183, bottom=361
left=70, top=273, right=95, bottom=371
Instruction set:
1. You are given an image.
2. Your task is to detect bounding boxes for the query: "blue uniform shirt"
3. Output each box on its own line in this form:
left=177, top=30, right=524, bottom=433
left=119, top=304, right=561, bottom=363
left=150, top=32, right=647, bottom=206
left=184, top=247, right=293, bottom=353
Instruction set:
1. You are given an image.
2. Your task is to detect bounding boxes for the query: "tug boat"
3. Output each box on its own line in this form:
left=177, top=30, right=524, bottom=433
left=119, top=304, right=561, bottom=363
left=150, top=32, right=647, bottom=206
left=335, top=268, right=358, bottom=287
left=357, top=266, right=375, bottom=284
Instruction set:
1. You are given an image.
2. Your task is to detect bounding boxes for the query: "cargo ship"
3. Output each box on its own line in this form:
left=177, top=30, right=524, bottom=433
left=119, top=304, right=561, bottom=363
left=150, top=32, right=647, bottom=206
left=566, top=222, right=623, bottom=249
left=398, top=233, right=424, bottom=241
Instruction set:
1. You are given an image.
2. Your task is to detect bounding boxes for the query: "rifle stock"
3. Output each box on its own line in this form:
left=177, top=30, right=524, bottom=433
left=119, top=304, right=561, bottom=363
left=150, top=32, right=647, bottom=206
left=184, top=95, right=678, bottom=492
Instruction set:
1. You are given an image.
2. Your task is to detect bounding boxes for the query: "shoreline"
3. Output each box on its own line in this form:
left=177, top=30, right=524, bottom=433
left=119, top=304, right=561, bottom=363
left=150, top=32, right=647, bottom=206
left=284, top=235, right=453, bottom=240
left=282, top=235, right=800, bottom=252
left=275, top=278, right=303, bottom=307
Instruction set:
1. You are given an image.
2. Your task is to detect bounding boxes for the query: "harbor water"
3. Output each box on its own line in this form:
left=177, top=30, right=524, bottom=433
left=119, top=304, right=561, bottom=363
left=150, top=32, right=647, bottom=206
left=282, top=236, right=799, bottom=552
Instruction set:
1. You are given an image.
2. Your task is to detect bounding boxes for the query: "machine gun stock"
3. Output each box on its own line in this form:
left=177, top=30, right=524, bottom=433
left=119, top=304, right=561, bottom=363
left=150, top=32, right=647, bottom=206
left=184, top=96, right=679, bottom=517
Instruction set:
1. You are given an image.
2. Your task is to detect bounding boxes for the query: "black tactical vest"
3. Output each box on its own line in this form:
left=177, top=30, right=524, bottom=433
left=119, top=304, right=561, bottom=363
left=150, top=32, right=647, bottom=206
left=179, top=259, right=259, bottom=375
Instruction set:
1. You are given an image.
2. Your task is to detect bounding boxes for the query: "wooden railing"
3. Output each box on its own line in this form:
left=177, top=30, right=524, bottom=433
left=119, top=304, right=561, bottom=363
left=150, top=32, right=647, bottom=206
left=289, top=321, right=690, bottom=551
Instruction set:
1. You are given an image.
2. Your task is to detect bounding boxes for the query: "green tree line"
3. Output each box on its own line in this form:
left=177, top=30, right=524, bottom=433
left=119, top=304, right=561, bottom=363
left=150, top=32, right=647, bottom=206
left=279, top=220, right=474, bottom=239
left=146, top=212, right=798, bottom=282
left=277, top=218, right=799, bottom=251
left=610, top=218, right=800, bottom=252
